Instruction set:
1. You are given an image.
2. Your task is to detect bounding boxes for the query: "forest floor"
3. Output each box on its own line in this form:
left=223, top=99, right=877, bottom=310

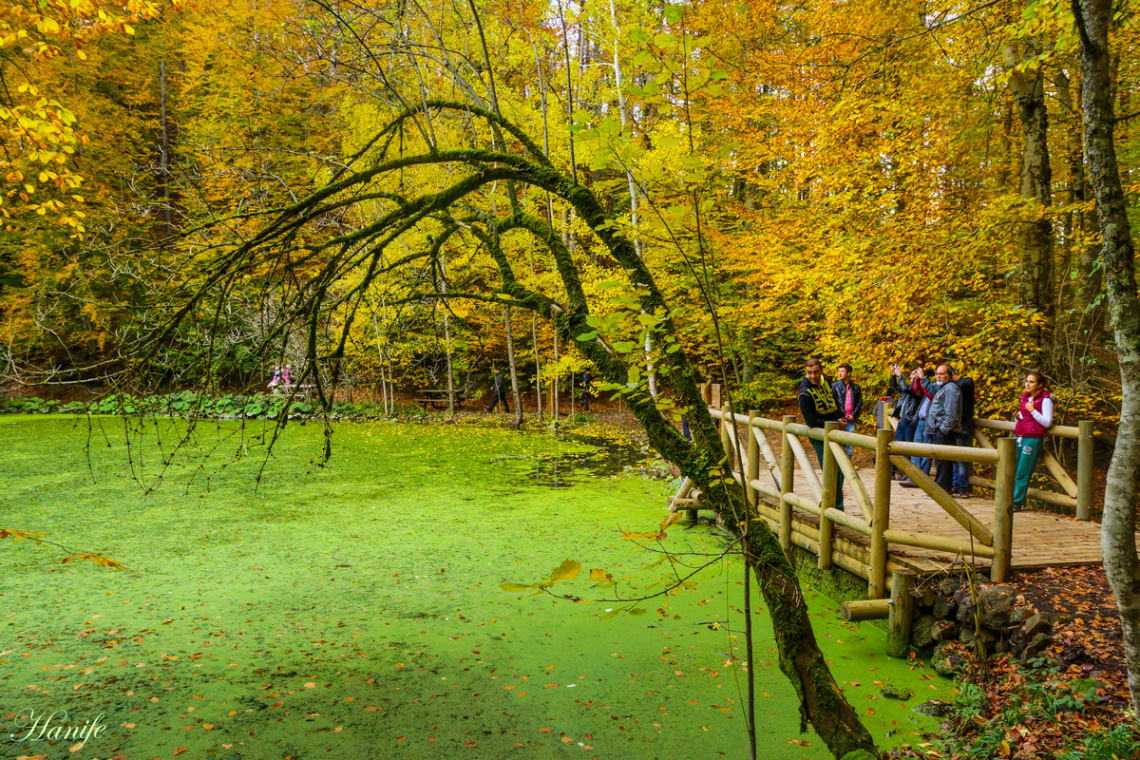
left=0, top=416, right=949, bottom=760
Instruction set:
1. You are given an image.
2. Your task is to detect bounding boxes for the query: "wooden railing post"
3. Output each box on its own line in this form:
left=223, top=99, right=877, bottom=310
left=886, top=569, right=915, bottom=658
left=991, top=436, right=1018, bottom=582
left=819, top=421, right=840, bottom=570
left=779, top=415, right=796, bottom=550
left=1077, top=420, right=1094, bottom=521
left=871, top=426, right=894, bottom=598
left=719, top=403, right=734, bottom=471
left=746, top=410, right=760, bottom=509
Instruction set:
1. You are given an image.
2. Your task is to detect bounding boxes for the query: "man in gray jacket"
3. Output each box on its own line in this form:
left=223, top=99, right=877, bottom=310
left=924, top=365, right=962, bottom=494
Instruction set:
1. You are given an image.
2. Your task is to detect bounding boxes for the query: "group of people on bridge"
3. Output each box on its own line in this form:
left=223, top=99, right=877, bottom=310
left=798, top=358, right=1054, bottom=512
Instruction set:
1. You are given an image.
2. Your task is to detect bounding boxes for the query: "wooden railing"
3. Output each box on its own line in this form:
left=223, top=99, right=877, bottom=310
left=971, top=419, right=1094, bottom=519
left=671, top=406, right=1096, bottom=599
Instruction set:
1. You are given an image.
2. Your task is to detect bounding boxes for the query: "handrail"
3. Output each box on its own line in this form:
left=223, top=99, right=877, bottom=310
left=975, top=417, right=1080, bottom=439
left=828, top=429, right=877, bottom=449
left=888, top=440, right=1000, bottom=464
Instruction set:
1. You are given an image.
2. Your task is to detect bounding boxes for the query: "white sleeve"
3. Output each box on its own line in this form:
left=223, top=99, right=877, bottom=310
left=1030, top=397, right=1053, bottom=429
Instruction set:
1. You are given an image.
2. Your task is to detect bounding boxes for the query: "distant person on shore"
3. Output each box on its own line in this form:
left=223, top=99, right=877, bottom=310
left=831, top=363, right=862, bottom=456
left=486, top=369, right=510, bottom=413
left=267, top=365, right=281, bottom=392
left=1013, top=372, right=1053, bottom=511
left=581, top=370, right=592, bottom=411
left=280, top=364, right=293, bottom=394
left=798, top=357, right=845, bottom=511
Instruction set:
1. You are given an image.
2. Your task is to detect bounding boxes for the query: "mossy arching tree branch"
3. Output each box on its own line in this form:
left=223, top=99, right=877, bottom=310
left=141, top=111, right=876, bottom=758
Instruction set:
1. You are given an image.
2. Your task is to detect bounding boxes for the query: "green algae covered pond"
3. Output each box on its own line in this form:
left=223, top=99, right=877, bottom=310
left=0, top=416, right=951, bottom=759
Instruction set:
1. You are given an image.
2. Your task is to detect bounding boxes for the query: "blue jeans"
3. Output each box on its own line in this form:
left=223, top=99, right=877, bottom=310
left=844, top=420, right=856, bottom=456
left=912, top=418, right=929, bottom=472
left=953, top=430, right=972, bottom=494
left=893, top=418, right=916, bottom=476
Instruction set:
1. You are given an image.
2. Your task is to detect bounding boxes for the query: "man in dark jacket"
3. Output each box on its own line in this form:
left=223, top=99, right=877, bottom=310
left=486, top=369, right=510, bottom=412
left=798, top=357, right=845, bottom=511
left=831, top=363, right=863, bottom=456
left=952, top=367, right=976, bottom=497
left=924, top=365, right=961, bottom=494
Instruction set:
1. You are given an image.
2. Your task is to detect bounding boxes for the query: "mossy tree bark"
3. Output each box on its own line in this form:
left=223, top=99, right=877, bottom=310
left=143, top=101, right=876, bottom=758
left=1074, top=0, right=1140, bottom=714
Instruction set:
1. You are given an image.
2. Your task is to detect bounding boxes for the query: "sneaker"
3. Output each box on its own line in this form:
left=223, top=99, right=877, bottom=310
left=1012, top=502, right=1024, bottom=512
left=899, top=479, right=919, bottom=488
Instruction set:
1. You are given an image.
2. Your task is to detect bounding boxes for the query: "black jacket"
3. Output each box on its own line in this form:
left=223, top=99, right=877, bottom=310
left=798, top=377, right=843, bottom=429
left=831, top=379, right=863, bottom=420
left=955, top=376, right=976, bottom=433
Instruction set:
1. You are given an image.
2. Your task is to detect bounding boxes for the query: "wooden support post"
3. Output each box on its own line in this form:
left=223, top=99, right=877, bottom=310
left=841, top=598, right=890, bottom=622
left=871, top=426, right=894, bottom=599
left=746, top=410, right=760, bottom=509
left=886, top=569, right=915, bottom=658
left=991, top=437, right=1018, bottom=582
left=819, top=421, right=840, bottom=570
left=1077, top=420, right=1094, bottom=521
left=779, top=415, right=795, bottom=550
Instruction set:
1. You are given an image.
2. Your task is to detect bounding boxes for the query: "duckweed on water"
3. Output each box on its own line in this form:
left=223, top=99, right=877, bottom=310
left=0, top=417, right=949, bottom=759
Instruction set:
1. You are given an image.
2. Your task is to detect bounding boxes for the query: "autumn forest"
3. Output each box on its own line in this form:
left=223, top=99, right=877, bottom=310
left=4, top=0, right=1140, bottom=758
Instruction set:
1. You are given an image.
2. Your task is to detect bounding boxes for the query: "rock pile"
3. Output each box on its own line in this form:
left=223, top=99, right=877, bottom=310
left=908, top=575, right=1056, bottom=675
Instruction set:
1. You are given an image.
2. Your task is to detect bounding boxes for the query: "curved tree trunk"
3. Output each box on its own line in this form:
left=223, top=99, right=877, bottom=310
left=1075, top=0, right=1140, bottom=714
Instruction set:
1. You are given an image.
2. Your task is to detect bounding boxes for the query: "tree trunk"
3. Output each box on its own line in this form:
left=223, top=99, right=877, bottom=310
left=505, top=305, right=523, bottom=429
left=440, top=252, right=456, bottom=417
left=742, top=326, right=756, bottom=384
left=1004, top=39, right=1055, bottom=329
left=500, top=209, right=877, bottom=758
left=552, top=305, right=559, bottom=421
left=1056, top=68, right=1104, bottom=338
left=1075, top=0, right=1140, bottom=714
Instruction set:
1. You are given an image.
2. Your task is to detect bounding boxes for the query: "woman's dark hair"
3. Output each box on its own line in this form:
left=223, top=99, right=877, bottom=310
left=1027, top=371, right=1051, bottom=392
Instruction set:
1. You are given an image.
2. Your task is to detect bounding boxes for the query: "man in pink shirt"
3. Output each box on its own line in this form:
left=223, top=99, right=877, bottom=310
left=831, top=364, right=863, bottom=457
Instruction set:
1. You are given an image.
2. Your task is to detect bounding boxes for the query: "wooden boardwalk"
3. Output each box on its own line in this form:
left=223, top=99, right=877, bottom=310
left=766, top=464, right=1118, bottom=575
left=675, top=399, right=1120, bottom=592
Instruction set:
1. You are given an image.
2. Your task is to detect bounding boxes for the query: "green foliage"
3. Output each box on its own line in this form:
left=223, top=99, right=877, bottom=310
left=0, top=392, right=319, bottom=420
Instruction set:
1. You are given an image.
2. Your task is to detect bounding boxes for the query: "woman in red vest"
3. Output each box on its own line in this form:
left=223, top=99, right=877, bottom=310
left=1012, top=372, right=1053, bottom=511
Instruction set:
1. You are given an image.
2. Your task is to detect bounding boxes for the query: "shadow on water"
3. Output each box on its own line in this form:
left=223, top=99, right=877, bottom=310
left=491, top=432, right=650, bottom=488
